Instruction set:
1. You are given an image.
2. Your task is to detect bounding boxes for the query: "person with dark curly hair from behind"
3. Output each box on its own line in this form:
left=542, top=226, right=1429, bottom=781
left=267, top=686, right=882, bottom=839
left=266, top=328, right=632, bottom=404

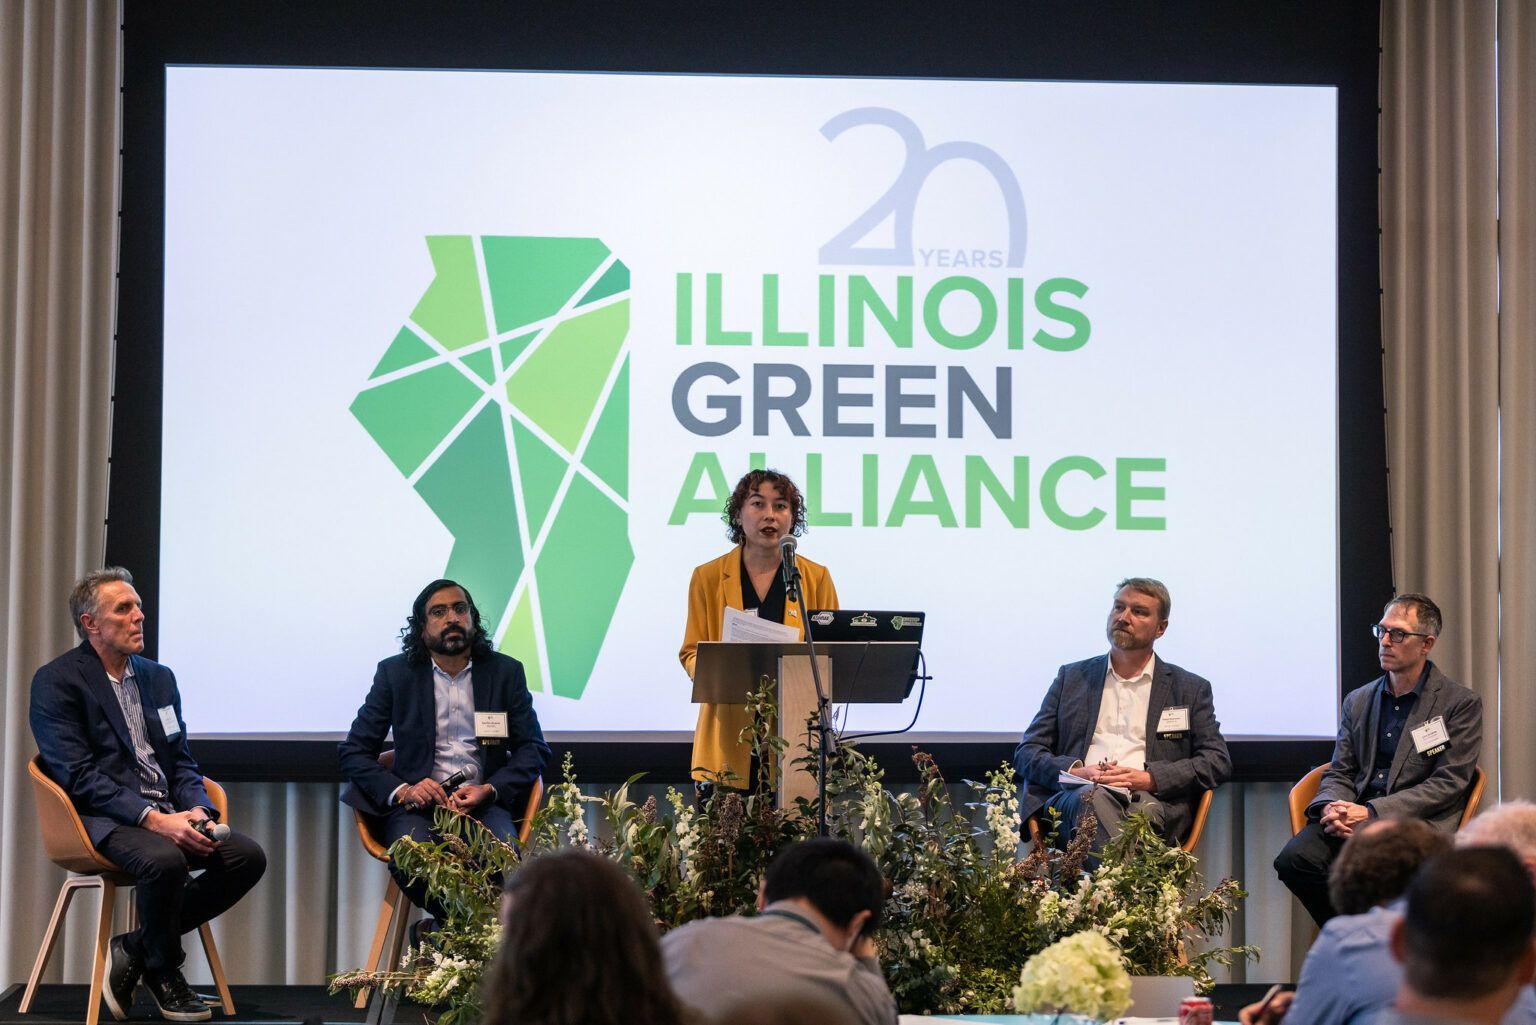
left=678, top=469, right=838, bottom=791
left=480, top=849, right=695, bottom=1025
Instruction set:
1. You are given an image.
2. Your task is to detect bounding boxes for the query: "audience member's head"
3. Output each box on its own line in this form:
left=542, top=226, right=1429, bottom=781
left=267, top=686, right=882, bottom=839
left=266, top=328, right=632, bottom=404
left=481, top=849, right=686, bottom=1025
left=1392, top=847, right=1536, bottom=1005
left=1327, top=817, right=1451, bottom=915
left=1460, top=800, right=1536, bottom=874
left=708, top=991, right=860, bottom=1025
left=761, top=838, right=885, bottom=936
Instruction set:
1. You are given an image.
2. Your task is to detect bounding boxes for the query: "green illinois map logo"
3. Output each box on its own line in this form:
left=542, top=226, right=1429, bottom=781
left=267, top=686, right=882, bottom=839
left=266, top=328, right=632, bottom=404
left=350, top=236, right=633, bottom=699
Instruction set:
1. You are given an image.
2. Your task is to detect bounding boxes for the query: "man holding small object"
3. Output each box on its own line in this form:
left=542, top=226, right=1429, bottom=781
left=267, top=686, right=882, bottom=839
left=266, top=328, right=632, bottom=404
left=1274, top=593, right=1482, bottom=926
left=339, top=579, right=550, bottom=922
left=30, top=568, right=266, bottom=1023
left=1012, top=577, right=1231, bottom=849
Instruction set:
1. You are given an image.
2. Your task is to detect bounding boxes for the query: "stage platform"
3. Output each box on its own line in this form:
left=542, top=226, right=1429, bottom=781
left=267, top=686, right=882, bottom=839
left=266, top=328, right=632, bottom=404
left=0, top=981, right=1277, bottom=1023
left=0, top=985, right=371, bottom=1025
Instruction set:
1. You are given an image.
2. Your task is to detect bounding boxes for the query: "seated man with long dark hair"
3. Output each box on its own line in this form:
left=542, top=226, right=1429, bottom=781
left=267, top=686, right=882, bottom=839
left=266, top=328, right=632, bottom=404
left=339, top=579, right=550, bottom=925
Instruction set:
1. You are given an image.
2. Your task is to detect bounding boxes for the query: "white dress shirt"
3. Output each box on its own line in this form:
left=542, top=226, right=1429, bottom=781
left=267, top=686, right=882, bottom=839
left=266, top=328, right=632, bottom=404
left=1083, top=652, right=1156, bottom=770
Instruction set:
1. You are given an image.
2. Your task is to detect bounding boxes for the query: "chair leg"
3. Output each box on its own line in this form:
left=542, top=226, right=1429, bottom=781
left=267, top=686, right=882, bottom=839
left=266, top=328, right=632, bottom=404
left=20, top=876, right=97, bottom=1012
left=197, top=922, right=236, bottom=1015
left=85, top=879, right=117, bottom=1025
left=355, top=879, right=411, bottom=1009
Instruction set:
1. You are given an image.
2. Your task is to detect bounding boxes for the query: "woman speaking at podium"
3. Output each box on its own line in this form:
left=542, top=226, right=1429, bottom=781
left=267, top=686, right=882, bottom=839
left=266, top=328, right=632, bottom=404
left=679, top=468, right=839, bottom=790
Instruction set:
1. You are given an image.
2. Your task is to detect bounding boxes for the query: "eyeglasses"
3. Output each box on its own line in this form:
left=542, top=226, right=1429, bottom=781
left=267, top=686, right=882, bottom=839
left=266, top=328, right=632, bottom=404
left=427, top=602, right=470, bottom=620
left=1371, top=623, right=1430, bottom=644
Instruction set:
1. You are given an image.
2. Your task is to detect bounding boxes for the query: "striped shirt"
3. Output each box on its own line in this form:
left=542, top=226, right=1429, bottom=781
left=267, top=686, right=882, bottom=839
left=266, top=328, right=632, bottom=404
left=107, top=662, right=170, bottom=817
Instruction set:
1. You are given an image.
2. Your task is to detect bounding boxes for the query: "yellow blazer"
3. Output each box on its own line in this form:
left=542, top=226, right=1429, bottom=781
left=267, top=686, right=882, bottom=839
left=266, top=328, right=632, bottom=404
left=680, top=545, right=839, bottom=783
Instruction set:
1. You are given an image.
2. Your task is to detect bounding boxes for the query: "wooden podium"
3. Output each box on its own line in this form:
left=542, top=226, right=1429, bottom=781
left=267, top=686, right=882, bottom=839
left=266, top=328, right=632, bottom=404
left=692, top=640, right=917, bottom=809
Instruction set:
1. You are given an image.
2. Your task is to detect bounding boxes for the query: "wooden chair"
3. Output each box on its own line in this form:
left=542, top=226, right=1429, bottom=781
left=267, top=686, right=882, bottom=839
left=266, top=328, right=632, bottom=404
left=1026, top=787, right=1214, bottom=853
left=1288, top=763, right=1329, bottom=834
left=21, top=756, right=237, bottom=1025
left=351, top=752, right=544, bottom=1009
left=1289, top=762, right=1489, bottom=834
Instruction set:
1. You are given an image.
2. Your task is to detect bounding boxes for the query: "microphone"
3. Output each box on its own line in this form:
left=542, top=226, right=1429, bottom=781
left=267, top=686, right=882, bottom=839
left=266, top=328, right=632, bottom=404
left=193, top=818, right=230, bottom=842
left=441, top=762, right=479, bottom=797
left=404, top=762, right=480, bottom=810
left=779, top=534, right=800, bottom=601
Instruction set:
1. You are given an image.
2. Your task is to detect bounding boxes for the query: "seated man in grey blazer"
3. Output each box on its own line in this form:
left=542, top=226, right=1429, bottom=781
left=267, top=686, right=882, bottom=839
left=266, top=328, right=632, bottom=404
left=1274, top=592, right=1482, bottom=926
left=1013, top=577, right=1232, bottom=850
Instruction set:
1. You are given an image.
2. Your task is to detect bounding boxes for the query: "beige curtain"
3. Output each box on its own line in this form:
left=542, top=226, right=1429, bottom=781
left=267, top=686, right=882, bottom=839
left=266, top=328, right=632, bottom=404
left=0, top=0, right=122, bottom=989
left=1497, top=0, right=1536, bottom=803
left=1380, top=0, right=1536, bottom=802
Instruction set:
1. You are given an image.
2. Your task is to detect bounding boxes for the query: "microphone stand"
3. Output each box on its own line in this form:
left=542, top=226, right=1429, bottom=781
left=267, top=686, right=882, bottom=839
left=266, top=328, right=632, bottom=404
left=781, top=546, right=832, bottom=838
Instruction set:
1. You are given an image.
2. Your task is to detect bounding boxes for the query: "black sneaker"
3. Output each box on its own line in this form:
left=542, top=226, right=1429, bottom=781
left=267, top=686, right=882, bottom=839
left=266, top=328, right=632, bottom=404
left=409, top=917, right=437, bottom=948
left=143, top=970, right=211, bottom=1023
left=103, top=934, right=143, bottom=1022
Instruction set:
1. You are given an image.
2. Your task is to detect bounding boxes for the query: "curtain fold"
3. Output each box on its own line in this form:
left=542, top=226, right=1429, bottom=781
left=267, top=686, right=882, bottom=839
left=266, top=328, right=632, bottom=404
left=1379, top=1, right=1501, bottom=783
left=1497, top=0, right=1536, bottom=802
left=0, top=0, right=121, bottom=990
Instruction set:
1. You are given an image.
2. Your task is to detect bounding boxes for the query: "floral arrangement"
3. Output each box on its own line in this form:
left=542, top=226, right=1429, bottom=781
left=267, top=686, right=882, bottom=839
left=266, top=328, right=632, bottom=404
left=331, top=678, right=1255, bottom=1022
left=330, top=809, right=517, bottom=1025
left=1012, top=930, right=1133, bottom=1020
left=827, top=746, right=1254, bottom=1013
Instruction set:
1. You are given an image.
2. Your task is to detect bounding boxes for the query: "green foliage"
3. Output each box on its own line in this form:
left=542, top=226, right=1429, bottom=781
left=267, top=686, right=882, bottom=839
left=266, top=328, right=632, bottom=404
left=328, top=808, right=518, bottom=1025
left=332, top=678, right=1255, bottom=1022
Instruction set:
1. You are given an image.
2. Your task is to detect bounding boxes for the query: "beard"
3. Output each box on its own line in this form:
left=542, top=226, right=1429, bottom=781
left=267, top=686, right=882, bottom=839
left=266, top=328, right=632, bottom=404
left=427, top=626, right=470, bottom=655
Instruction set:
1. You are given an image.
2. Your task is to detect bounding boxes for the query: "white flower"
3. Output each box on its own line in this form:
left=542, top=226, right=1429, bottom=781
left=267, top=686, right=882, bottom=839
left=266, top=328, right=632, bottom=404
left=1012, top=930, right=1132, bottom=1020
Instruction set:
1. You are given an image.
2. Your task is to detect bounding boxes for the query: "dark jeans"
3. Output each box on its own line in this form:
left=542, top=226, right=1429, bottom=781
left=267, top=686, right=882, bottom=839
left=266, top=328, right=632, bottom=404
left=96, top=826, right=267, bottom=975
left=1274, top=821, right=1347, bottom=926
left=384, top=803, right=516, bottom=920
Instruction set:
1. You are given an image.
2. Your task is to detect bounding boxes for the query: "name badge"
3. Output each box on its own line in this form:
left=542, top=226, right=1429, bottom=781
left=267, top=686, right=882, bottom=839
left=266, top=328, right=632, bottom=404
left=1156, top=706, right=1190, bottom=738
left=1411, top=716, right=1450, bottom=757
left=475, top=712, right=509, bottom=743
left=157, top=705, right=181, bottom=739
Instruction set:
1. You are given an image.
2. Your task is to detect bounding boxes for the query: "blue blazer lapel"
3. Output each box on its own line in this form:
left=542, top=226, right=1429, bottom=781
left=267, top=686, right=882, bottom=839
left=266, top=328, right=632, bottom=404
left=80, top=648, right=135, bottom=755
left=471, top=658, right=492, bottom=713
left=416, top=660, right=439, bottom=757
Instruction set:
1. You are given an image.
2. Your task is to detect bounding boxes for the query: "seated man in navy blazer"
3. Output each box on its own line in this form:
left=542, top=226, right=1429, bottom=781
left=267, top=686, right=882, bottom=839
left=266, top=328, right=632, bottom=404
left=339, top=578, right=551, bottom=926
left=1013, top=577, right=1231, bottom=850
left=29, top=568, right=267, bottom=1024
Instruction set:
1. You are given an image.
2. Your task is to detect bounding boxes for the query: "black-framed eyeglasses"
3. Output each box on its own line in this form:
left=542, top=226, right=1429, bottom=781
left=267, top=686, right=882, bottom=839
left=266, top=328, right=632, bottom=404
left=1371, top=623, right=1429, bottom=644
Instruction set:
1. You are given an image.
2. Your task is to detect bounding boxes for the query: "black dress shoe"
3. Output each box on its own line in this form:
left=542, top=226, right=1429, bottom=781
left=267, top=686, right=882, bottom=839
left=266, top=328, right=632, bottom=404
left=104, top=933, right=142, bottom=1022
left=143, top=969, right=211, bottom=1023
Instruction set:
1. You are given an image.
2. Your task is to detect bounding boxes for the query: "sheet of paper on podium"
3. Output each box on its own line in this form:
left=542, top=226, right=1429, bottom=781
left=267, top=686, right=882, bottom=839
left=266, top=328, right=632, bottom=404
left=721, top=605, right=800, bottom=643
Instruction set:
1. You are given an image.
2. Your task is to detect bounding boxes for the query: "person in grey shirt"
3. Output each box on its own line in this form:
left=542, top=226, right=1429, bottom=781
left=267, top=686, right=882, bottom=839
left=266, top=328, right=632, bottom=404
left=662, top=838, right=897, bottom=1025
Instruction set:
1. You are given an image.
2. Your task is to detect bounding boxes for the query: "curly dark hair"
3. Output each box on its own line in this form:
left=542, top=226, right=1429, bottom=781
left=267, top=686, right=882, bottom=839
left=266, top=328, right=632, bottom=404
left=399, top=578, right=495, bottom=667
left=480, top=849, right=688, bottom=1025
left=722, top=468, right=807, bottom=545
left=1328, top=817, right=1451, bottom=915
